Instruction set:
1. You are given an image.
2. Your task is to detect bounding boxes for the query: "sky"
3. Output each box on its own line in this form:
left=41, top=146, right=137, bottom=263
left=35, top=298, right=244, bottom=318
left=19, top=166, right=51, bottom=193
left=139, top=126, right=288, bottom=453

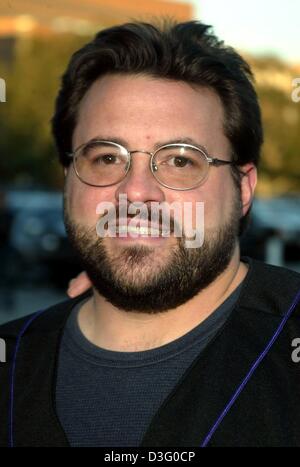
left=174, top=0, right=300, bottom=64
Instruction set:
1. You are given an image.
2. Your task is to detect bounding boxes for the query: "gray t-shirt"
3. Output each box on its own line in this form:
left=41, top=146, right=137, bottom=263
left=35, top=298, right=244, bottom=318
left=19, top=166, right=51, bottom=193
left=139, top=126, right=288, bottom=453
left=56, top=283, right=243, bottom=447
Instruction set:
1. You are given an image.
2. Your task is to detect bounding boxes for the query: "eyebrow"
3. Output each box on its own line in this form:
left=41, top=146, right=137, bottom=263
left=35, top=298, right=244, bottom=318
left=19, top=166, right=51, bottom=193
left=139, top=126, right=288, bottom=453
left=80, top=135, right=209, bottom=153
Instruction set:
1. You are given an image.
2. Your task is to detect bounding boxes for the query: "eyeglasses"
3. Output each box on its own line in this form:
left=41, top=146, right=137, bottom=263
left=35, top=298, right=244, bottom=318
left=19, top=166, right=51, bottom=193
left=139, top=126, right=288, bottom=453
left=68, top=140, right=236, bottom=191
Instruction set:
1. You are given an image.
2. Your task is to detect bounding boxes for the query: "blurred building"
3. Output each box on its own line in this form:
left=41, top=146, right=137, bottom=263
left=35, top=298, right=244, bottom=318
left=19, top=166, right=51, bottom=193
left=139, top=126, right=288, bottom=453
left=0, top=0, right=193, bottom=64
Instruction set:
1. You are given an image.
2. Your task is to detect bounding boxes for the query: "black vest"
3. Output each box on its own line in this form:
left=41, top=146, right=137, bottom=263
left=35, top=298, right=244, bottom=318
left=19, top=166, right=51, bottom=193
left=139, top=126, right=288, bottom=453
left=1, top=257, right=300, bottom=447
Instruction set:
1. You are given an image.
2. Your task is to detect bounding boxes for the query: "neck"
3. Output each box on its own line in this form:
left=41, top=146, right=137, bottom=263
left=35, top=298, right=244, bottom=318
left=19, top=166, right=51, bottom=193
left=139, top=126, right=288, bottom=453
left=78, top=246, right=248, bottom=352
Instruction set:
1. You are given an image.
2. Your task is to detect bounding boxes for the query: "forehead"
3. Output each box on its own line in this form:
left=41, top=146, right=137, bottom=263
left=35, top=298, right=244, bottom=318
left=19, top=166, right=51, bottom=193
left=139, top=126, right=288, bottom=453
left=73, top=74, right=227, bottom=150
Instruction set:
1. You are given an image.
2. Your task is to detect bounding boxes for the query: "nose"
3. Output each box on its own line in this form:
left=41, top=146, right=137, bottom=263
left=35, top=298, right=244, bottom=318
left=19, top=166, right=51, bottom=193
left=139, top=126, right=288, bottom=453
left=114, top=152, right=165, bottom=205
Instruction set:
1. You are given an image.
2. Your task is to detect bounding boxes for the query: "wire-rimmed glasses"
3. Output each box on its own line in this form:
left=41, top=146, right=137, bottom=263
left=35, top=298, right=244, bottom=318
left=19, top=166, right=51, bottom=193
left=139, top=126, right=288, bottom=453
left=68, top=140, right=236, bottom=191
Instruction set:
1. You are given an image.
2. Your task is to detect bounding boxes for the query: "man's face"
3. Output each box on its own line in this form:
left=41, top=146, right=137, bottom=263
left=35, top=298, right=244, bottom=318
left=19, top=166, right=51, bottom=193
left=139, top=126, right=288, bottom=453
left=64, top=74, right=253, bottom=312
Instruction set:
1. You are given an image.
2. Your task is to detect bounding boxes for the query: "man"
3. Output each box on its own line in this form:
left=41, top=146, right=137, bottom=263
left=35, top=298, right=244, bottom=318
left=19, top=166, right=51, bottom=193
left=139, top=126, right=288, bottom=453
left=0, top=20, right=299, bottom=448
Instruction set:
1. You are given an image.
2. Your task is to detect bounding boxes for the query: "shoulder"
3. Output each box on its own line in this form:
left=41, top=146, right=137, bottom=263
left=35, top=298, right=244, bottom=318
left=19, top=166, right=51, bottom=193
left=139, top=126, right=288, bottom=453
left=240, top=257, right=300, bottom=318
left=0, top=291, right=92, bottom=340
left=244, top=256, right=300, bottom=280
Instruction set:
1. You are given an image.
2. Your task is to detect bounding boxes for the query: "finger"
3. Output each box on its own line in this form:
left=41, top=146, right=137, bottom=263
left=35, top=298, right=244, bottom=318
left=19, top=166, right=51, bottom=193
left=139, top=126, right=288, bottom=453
left=67, top=271, right=92, bottom=297
left=67, top=278, right=76, bottom=288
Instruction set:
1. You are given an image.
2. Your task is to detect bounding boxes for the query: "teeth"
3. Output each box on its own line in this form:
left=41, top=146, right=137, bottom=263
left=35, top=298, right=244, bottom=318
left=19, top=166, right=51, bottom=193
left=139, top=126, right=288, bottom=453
left=112, top=225, right=170, bottom=236
left=122, top=226, right=160, bottom=235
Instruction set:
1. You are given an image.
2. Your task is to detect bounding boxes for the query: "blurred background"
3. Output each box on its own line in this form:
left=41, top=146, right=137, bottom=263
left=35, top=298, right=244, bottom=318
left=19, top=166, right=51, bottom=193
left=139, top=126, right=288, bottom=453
left=0, top=0, right=299, bottom=324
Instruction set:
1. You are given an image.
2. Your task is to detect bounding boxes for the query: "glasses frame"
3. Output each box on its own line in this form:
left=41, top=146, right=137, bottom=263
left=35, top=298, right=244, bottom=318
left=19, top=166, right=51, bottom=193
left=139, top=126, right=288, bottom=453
left=68, top=140, right=236, bottom=191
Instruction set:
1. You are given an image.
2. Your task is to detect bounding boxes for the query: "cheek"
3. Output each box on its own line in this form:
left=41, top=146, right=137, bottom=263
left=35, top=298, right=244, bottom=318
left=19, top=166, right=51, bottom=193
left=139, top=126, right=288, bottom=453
left=188, top=173, right=237, bottom=230
left=65, top=171, right=115, bottom=226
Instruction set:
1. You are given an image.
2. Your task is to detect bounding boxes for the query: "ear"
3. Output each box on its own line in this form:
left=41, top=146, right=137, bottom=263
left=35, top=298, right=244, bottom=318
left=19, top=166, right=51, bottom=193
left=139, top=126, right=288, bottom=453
left=239, top=163, right=257, bottom=216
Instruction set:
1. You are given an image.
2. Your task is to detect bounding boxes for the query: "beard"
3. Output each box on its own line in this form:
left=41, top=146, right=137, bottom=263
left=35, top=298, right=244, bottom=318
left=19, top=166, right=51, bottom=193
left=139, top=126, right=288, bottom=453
left=64, top=196, right=241, bottom=314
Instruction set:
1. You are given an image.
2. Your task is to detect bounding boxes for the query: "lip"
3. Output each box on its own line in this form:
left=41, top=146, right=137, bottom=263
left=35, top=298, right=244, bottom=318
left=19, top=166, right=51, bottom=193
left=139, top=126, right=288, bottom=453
left=109, top=218, right=161, bottom=229
left=110, top=235, right=169, bottom=244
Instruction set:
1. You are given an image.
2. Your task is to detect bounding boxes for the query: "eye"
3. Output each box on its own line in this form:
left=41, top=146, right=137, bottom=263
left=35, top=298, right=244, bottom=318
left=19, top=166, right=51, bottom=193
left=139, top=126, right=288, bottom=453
left=165, top=156, right=194, bottom=168
left=93, top=154, right=121, bottom=165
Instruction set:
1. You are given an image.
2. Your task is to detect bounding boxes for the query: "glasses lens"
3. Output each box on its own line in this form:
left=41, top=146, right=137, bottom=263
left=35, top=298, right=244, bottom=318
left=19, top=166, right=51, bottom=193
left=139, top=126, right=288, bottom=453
left=75, top=142, right=129, bottom=186
left=153, top=145, right=208, bottom=189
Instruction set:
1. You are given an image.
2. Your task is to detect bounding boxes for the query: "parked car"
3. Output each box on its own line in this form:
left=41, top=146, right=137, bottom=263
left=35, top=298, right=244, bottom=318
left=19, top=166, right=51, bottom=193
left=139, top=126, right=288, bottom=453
left=241, top=196, right=300, bottom=266
left=7, top=189, right=81, bottom=287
